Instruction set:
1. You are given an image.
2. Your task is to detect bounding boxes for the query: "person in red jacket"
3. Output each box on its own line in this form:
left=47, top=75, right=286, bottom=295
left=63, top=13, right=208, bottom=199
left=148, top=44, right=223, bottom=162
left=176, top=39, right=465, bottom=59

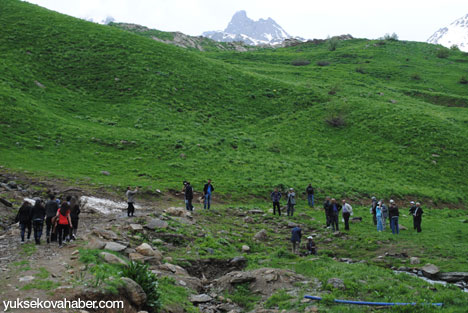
left=56, top=202, right=72, bottom=247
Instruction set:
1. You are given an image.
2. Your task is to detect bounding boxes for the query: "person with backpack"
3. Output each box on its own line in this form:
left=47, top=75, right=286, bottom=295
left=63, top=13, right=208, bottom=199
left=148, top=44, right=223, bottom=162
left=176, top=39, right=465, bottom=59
left=370, top=196, right=378, bottom=225
left=184, top=181, right=194, bottom=211
left=69, top=196, right=81, bottom=240
left=31, top=198, right=46, bottom=245
left=126, top=186, right=138, bottom=217
left=341, top=199, right=353, bottom=231
left=270, top=188, right=282, bottom=216
left=376, top=202, right=384, bottom=232
left=45, top=194, right=59, bottom=243
left=306, top=184, right=315, bottom=208
left=16, top=201, right=32, bottom=243
left=56, top=202, right=72, bottom=247
left=330, top=198, right=341, bottom=231
left=323, top=196, right=331, bottom=227
left=409, top=201, right=417, bottom=230
left=203, top=179, right=214, bottom=209
left=413, top=202, right=424, bottom=233
left=291, top=225, right=302, bottom=254
left=388, top=199, right=399, bottom=235
left=380, top=199, right=388, bottom=230
left=287, top=188, right=296, bottom=217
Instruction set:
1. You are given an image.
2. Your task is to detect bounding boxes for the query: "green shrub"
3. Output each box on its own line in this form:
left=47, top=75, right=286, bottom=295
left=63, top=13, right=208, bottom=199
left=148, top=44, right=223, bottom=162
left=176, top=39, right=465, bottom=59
left=121, top=261, right=161, bottom=310
left=355, top=66, right=366, bottom=74
left=383, top=33, right=399, bottom=41
left=291, top=59, right=310, bottom=66
left=459, top=76, right=468, bottom=84
left=223, top=283, right=260, bottom=311
left=328, top=37, right=339, bottom=51
left=411, top=73, right=421, bottom=80
left=436, top=48, right=450, bottom=58
left=316, top=60, right=330, bottom=66
left=450, top=44, right=460, bottom=51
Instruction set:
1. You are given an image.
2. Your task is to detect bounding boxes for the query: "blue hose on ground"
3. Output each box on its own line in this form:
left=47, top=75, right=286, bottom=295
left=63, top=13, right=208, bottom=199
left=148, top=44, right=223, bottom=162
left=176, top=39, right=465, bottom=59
left=304, top=296, right=443, bottom=307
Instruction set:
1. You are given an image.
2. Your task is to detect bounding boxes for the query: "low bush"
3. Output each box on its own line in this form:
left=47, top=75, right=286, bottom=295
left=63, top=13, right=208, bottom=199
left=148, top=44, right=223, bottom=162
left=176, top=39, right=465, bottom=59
left=316, top=60, right=330, bottom=67
left=325, top=115, right=346, bottom=128
left=121, top=261, right=161, bottom=310
left=291, top=59, right=310, bottom=66
left=411, top=73, right=421, bottom=80
left=459, top=76, right=468, bottom=84
left=436, top=48, right=450, bottom=58
left=355, top=66, right=366, bottom=74
left=328, top=37, right=339, bottom=51
left=383, top=33, right=399, bottom=41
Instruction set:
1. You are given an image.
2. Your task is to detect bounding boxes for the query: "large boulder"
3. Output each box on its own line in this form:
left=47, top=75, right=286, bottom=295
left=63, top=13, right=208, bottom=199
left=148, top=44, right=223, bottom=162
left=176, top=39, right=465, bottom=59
left=120, top=277, right=147, bottom=307
left=100, top=252, right=127, bottom=266
left=145, top=218, right=168, bottom=230
left=253, top=229, right=268, bottom=242
left=437, top=272, right=468, bottom=283
left=104, top=242, right=127, bottom=252
left=421, top=264, right=440, bottom=278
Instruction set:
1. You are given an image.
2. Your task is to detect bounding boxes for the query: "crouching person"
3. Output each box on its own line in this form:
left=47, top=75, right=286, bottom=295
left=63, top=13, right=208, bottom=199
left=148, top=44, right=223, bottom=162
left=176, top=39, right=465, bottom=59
left=306, top=236, right=317, bottom=255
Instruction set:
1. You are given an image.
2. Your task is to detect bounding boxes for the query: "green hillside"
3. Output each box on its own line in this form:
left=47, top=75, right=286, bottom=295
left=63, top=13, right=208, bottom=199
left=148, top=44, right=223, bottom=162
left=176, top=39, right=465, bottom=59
left=1, top=0, right=468, bottom=204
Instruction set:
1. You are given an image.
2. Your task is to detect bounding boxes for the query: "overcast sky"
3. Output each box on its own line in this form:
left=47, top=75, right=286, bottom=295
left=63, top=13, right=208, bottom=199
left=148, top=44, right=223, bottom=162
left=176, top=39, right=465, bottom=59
left=25, top=0, right=467, bottom=41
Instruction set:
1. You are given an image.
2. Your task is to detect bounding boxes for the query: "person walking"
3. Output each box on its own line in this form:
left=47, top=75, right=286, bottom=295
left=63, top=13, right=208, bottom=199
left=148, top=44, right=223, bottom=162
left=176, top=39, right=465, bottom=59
left=388, top=199, right=399, bottom=235
left=409, top=201, right=417, bottom=230
left=306, top=184, right=315, bottom=208
left=370, top=196, right=378, bottom=225
left=184, top=181, right=194, bottom=211
left=376, top=202, right=383, bottom=232
left=287, top=188, right=296, bottom=217
left=31, top=198, right=46, bottom=245
left=203, top=179, right=214, bottom=209
left=56, top=202, right=72, bottom=247
left=126, top=186, right=138, bottom=217
left=380, top=200, right=388, bottom=230
left=291, top=225, right=302, bottom=254
left=69, top=196, right=81, bottom=240
left=270, top=188, right=282, bottom=216
left=45, top=194, right=59, bottom=243
left=323, top=196, right=331, bottom=227
left=341, top=199, right=353, bottom=231
left=330, top=198, right=341, bottom=231
left=306, top=236, right=317, bottom=255
left=413, top=202, right=424, bottom=233
left=16, top=201, right=32, bottom=243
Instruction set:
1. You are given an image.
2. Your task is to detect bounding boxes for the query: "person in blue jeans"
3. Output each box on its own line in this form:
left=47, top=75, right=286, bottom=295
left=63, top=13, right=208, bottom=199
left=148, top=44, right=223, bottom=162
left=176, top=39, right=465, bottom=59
left=306, top=184, right=314, bottom=207
left=388, top=199, right=399, bottom=234
left=376, top=202, right=383, bottom=232
left=16, top=201, right=32, bottom=243
left=203, top=179, right=214, bottom=209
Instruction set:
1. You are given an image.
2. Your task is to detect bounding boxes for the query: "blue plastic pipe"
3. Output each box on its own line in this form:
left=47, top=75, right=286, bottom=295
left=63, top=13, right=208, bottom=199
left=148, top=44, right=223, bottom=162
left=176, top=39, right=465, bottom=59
left=304, top=296, right=443, bottom=307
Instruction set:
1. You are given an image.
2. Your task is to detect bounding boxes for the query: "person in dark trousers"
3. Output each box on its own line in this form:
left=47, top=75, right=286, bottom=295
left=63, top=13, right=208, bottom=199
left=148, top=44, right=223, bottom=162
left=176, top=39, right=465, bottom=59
left=203, top=179, right=214, bottom=209
left=370, top=196, right=378, bottom=225
left=330, top=198, right=341, bottom=231
left=413, top=202, right=424, bottom=233
left=341, top=199, right=353, bottom=231
left=56, top=202, right=72, bottom=247
left=45, top=194, right=59, bottom=243
left=270, top=188, right=282, bottom=216
left=306, top=236, right=317, bottom=255
left=306, top=184, right=315, bottom=207
left=31, top=198, right=46, bottom=244
left=388, top=199, right=399, bottom=235
left=323, top=196, right=331, bottom=227
left=287, top=188, right=296, bottom=217
left=69, top=196, right=81, bottom=240
left=291, top=225, right=302, bottom=254
left=184, top=182, right=194, bottom=211
left=16, top=201, right=32, bottom=243
left=409, top=201, right=416, bottom=229
left=126, top=186, right=138, bottom=217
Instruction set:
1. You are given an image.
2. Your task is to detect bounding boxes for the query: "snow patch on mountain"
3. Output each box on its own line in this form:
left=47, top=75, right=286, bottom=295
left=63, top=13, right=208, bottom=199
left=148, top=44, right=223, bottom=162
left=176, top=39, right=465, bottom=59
left=428, top=13, right=468, bottom=52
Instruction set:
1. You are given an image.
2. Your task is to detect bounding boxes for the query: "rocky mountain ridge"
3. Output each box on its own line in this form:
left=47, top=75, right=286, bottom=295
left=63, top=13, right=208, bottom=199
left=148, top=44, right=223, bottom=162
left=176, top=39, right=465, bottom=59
left=428, top=13, right=468, bottom=52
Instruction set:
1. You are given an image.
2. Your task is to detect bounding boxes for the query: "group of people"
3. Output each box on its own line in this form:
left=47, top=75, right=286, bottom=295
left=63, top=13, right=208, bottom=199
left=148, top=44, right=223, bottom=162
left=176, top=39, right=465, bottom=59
left=370, top=197, right=424, bottom=233
left=270, top=184, right=315, bottom=217
left=182, top=179, right=215, bottom=211
left=15, top=194, right=80, bottom=247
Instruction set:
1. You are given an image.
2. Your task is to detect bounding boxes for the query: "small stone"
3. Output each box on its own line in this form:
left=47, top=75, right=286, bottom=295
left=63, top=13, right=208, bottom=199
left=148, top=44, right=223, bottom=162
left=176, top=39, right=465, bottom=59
left=104, top=242, right=127, bottom=252
left=129, top=253, right=145, bottom=262
left=19, top=276, right=35, bottom=282
left=410, top=257, right=420, bottom=265
left=190, top=294, right=212, bottom=304
left=145, top=218, right=168, bottom=230
left=71, top=250, right=80, bottom=255
left=100, top=252, right=128, bottom=266
left=129, top=224, right=143, bottom=231
left=100, top=171, right=110, bottom=176
left=399, top=225, right=408, bottom=230
left=253, top=229, right=268, bottom=241
left=327, top=278, right=345, bottom=289
left=243, top=216, right=254, bottom=223
left=135, top=243, right=155, bottom=256
left=241, top=245, right=250, bottom=253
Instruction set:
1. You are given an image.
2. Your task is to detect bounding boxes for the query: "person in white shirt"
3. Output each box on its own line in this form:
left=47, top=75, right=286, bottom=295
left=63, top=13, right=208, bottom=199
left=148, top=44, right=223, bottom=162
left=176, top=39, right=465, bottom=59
left=341, top=199, right=353, bottom=231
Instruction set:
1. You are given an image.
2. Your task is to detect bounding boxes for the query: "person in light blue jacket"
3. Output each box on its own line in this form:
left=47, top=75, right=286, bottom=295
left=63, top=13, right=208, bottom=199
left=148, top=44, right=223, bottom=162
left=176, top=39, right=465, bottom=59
left=376, top=202, right=384, bottom=232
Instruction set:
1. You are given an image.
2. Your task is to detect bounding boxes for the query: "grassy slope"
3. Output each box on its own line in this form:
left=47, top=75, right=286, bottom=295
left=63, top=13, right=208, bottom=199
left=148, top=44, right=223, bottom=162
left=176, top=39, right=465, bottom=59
left=1, top=0, right=468, bottom=204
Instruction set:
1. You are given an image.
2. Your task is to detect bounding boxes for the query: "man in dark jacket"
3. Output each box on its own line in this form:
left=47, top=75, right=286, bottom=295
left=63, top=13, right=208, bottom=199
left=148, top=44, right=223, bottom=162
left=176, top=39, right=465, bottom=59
left=370, top=196, right=378, bottom=225
left=45, top=194, right=59, bottom=243
left=306, top=184, right=315, bottom=207
left=323, top=196, right=331, bottom=227
left=270, top=188, right=282, bottom=216
left=203, top=179, right=214, bottom=210
left=291, top=226, right=302, bottom=254
left=388, top=199, right=399, bottom=235
left=185, top=182, right=194, bottom=211
left=16, top=201, right=32, bottom=243
left=413, top=202, right=424, bottom=233
left=330, top=198, right=341, bottom=231
left=409, top=201, right=416, bottom=229
left=31, top=198, right=46, bottom=244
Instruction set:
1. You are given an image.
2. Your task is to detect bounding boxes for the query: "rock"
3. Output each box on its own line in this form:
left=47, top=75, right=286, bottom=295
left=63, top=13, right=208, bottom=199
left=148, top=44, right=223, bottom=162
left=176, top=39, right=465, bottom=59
left=0, top=198, right=12, bottom=207
left=92, top=229, right=119, bottom=240
left=190, top=294, right=212, bottom=304
left=248, top=210, right=264, bottom=214
left=229, top=272, right=256, bottom=284
left=7, top=181, right=17, bottom=189
left=410, top=257, right=420, bottom=265
left=253, top=229, right=268, bottom=242
left=152, top=239, right=164, bottom=245
left=135, top=243, right=155, bottom=256
left=243, top=216, right=254, bottom=223
left=399, top=225, right=408, bottom=230
left=242, top=245, right=250, bottom=253
left=100, top=171, right=110, bottom=176
left=145, top=218, right=168, bottom=230
left=129, top=224, right=143, bottom=231
left=166, top=207, right=186, bottom=217
left=398, top=266, right=410, bottom=271
left=327, top=278, right=345, bottom=289
left=390, top=99, right=398, bottom=104
left=230, top=256, right=247, bottom=266
left=333, top=231, right=342, bottom=237
left=421, top=264, right=440, bottom=278
left=351, top=217, right=362, bottom=223
left=287, top=221, right=299, bottom=228
left=104, top=242, right=127, bottom=252
left=100, top=252, right=127, bottom=266
left=159, top=263, right=188, bottom=275
left=86, top=237, right=106, bottom=250
left=120, top=277, right=147, bottom=307
left=129, top=253, right=145, bottom=262
left=72, top=250, right=80, bottom=255
left=19, top=276, right=35, bottom=282
left=438, top=272, right=468, bottom=283
left=304, top=306, right=319, bottom=313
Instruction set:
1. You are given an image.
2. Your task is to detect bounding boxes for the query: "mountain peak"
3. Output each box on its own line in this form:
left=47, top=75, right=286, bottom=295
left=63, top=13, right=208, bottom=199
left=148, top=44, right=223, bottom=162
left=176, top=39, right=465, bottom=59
left=428, top=13, right=468, bottom=51
left=202, top=10, right=291, bottom=46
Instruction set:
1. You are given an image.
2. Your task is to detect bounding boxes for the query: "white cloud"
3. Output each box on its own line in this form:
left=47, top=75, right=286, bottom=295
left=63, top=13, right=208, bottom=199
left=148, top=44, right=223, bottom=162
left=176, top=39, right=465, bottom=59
left=25, top=0, right=468, bottom=41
